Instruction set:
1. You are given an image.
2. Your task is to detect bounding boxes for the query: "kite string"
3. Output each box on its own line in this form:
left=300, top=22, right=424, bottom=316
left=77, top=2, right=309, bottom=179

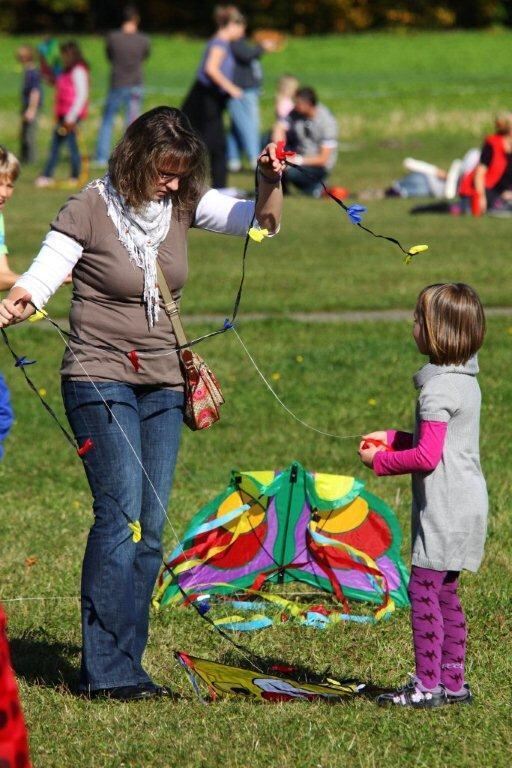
left=231, top=326, right=363, bottom=441
left=0, top=596, right=79, bottom=603
left=283, top=158, right=413, bottom=256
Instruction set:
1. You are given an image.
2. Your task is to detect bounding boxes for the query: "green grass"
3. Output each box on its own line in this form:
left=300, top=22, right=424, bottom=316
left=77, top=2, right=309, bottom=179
left=1, top=30, right=512, bottom=768
left=2, top=319, right=512, bottom=767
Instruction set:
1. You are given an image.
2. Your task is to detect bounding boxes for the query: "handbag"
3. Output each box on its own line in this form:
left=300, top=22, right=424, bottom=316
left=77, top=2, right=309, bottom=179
left=156, top=263, right=225, bottom=430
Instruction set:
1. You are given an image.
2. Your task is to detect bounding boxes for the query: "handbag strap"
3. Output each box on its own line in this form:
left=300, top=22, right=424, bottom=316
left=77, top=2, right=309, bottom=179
left=156, top=261, right=188, bottom=350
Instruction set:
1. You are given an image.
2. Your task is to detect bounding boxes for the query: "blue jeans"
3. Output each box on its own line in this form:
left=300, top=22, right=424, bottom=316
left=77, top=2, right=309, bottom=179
left=95, top=86, right=143, bottom=163
left=226, top=88, right=261, bottom=168
left=43, top=119, right=82, bottom=179
left=394, top=172, right=433, bottom=198
left=282, top=165, right=328, bottom=197
left=62, top=380, right=184, bottom=691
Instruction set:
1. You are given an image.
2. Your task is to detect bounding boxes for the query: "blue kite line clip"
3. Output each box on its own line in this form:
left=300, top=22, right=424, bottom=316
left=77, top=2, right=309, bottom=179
left=223, top=318, right=234, bottom=331
left=196, top=601, right=211, bottom=616
left=346, top=204, right=367, bottom=225
left=15, top=356, right=36, bottom=367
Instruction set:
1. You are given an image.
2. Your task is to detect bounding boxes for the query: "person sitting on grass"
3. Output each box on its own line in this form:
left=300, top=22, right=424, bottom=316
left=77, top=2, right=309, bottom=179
left=359, top=283, right=487, bottom=708
left=0, top=147, right=20, bottom=292
left=272, top=86, right=338, bottom=197
left=459, top=111, right=512, bottom=216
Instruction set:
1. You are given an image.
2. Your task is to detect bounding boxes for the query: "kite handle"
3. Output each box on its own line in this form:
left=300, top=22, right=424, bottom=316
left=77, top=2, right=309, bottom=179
left=361, top=438, right=392, bottom=451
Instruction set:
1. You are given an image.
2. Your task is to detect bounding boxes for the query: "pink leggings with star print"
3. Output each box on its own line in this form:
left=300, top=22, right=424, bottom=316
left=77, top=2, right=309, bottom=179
left=408, top=566, right=467, bottom=692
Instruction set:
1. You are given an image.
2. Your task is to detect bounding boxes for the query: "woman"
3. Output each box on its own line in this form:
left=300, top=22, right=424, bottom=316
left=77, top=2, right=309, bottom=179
left=182, top=5, right=245, bottom=189
left=0, top=106, right=284, bottom=700
left=36, top=40, right=89, bottom=188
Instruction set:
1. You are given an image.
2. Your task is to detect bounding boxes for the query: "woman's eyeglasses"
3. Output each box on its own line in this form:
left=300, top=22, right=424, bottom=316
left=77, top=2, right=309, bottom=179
left=156, top=170, right=187, bottom=182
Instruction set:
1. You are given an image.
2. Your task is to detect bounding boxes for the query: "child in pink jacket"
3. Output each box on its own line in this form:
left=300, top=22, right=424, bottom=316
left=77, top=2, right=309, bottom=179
left=36, top=40, right=89, bottom=187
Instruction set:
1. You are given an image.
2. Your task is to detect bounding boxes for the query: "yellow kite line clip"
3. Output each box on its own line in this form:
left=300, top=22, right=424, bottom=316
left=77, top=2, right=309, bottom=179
left=248, top=227, right=269, bottom=243
left=404, top=244, right=428, bottom=265
left=128, top=520, right=142, bottom=543
left=28, top=309, right=48, bottom=323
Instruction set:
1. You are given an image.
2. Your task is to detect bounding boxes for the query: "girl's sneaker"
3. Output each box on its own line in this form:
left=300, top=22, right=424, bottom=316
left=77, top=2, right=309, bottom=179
left=377, top=678, right=447, bottom=708
left=445, top=683, right=472, bottom=705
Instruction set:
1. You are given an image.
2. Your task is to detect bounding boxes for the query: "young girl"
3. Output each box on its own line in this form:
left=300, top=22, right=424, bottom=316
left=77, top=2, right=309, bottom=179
left=36, top=40, right=89, bottom=188
left=271, top=74, right=299, bottom=140
left=359, top=283, right=487, bottom=708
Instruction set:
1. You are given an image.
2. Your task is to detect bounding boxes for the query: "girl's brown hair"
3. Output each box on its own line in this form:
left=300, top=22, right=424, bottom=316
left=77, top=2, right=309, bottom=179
left=60, top=41, right=88, bottom=71
left=415, top=283, right=486, bottom=366
left=108, top=106, right=208, bottom=211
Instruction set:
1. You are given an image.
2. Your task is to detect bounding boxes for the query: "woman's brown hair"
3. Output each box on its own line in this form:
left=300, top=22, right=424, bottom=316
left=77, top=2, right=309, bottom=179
left=214, top=4, right=246, bottom=28
left=415, top=283, right=486, bottom=366
left=108, top=106, right=208, bottom=211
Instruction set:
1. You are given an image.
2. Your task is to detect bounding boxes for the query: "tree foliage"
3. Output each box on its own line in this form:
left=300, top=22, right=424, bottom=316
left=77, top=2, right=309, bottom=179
left=1, top=0, right=510, bottom=34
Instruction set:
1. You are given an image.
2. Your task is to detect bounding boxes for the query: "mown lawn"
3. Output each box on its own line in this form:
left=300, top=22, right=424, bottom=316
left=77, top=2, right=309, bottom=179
left=0, top=29, right=511, bottom=768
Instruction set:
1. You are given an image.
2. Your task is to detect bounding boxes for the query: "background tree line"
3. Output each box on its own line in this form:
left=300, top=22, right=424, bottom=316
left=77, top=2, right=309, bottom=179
left=2, top=0, right=512, bottom=34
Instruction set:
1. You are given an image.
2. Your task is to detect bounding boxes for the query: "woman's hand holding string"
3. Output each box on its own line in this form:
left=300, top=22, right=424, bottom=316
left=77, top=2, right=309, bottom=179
left=254, top=142, right=285, bottom=234
left=0, top=289, right=34, bottom=327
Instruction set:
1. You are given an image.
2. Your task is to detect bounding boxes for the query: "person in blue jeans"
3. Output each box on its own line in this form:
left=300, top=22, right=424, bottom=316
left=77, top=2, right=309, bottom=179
left=227, top=30, right=275, bottom=171
left=36, top=41, right=89, bottom=187
left=62, top=381, right=183, bottom=694
left=1, top=106, right=285, bottom=700
left=94, top=6, right=150, bottom=166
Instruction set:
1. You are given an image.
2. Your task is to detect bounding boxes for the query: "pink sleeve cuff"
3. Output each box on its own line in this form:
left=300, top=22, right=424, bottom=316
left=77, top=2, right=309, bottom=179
left=374, top=421, right=447, bottom=476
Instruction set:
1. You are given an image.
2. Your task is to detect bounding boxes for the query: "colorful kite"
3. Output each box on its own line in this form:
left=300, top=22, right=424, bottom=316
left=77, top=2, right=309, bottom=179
left=155, top=462, right=409, bottom=628
left=175, top=652, right=364, bottom=703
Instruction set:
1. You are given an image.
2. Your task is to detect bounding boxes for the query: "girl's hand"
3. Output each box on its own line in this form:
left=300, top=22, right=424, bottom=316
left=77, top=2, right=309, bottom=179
left=358, top=441, right=384, bottom=468
left=257, top=142, right=286, bottom=182
left=0, top=293, right=32, bottom=328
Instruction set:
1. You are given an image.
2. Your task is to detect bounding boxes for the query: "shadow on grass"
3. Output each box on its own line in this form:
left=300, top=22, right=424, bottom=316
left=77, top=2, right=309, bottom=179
left=10, top=628, right=81, bottom=692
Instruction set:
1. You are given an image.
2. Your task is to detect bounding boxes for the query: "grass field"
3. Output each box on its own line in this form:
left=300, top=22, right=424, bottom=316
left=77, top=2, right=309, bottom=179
left=1, top=30, right=512, bottom=768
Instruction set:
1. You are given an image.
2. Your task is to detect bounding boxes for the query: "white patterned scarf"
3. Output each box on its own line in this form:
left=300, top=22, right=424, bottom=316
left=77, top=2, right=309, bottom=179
left=93, top=174, right=172, bottom=328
